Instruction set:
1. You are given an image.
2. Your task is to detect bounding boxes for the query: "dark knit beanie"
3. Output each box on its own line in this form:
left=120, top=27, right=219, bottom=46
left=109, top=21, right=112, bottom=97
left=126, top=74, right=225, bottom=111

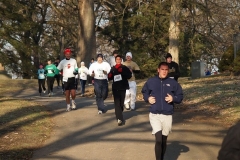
left=165, top=53, right=172, bottom=59
left=96, top=53, right=103, bottom=59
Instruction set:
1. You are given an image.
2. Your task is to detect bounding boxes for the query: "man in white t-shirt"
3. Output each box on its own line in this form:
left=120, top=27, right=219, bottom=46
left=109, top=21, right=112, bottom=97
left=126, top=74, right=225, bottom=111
left=57, top=48, right=78, bottom=111
left=89, top=53, right=111, bottom=114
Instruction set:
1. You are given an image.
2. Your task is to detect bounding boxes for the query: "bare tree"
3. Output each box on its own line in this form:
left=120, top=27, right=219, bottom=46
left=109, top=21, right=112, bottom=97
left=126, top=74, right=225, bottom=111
left=169, top=0, right=181, bottom=64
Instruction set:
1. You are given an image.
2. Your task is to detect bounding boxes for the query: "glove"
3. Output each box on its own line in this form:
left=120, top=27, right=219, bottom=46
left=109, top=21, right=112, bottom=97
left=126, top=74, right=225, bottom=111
left=103, top=70, right=107, bottom=75
left=108, top=73, right=113, bottom=79
left=117, top=68, right=122, bottom=73
left=91, top=71, right=95, bottom=77
left=73, top=71, right=78, bottom=75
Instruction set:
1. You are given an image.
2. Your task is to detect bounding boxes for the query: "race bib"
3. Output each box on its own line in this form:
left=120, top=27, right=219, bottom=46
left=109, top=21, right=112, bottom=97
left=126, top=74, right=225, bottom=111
left=97, top=69, right=104, bottom=78
left=48, top=70, right=53, bottom=73
left=114, top=74, right=122, bottom=82
left=63, top=76, right=68, bottom=82
left=39, top=74, right=45, bottom=79
left=169, top=77, right=174, bottom=79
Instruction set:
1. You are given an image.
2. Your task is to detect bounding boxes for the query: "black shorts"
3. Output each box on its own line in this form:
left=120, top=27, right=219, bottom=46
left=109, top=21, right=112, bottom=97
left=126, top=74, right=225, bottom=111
left=63, top=77, right=75, bottom=90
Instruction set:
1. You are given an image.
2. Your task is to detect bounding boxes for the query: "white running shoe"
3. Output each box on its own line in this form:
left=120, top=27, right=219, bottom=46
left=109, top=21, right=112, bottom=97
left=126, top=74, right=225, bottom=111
left=66, top=105, right=71, bottom=111
left=48, top=93, right=51, bottom=97
left=43, top=90, right=46, bottom=93
left=124, top=103, right=130, bottom=110
left=51, top=92, right=54, bottom=96
left=98, top=110, right=103, bottom=114
left=117, top=119, right=124, bottom=126
left=71, top=101, right=76, bottom=110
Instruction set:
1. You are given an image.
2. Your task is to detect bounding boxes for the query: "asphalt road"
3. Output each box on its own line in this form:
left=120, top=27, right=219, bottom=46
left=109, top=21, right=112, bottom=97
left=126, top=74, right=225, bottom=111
left=14, top=87, right=226, bottom=160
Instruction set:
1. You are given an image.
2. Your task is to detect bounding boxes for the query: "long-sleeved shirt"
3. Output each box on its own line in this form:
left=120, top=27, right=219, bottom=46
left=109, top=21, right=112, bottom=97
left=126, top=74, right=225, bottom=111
left=37, top=69, right=45, bottom=79
left=108, top=64, right=132, bottom=90
left=44, top=64, right=57, bottom=77
left=78, top=66, right=89, bottom=80
left=142, top=76, right=183, bottom=115
left=88, top=61, right=111, bottom=80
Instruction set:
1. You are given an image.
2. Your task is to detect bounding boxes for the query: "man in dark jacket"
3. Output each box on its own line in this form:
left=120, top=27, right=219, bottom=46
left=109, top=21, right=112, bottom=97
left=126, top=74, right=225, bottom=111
left=142, top=62, right=183, bottom=160
left=108, top=55, right=132, bottom=126
left=218, top=121, right=240, bottom=160
left=165, top=53, right=180, bottom=81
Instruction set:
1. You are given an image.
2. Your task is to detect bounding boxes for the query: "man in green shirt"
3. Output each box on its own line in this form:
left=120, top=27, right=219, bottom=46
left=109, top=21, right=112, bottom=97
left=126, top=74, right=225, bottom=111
left=44, top=59, right=57, bottom=96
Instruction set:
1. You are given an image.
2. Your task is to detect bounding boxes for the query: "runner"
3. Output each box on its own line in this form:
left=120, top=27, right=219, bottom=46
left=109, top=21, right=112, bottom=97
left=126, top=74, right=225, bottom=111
left=108, top=50, right=120, bottom=67
left=89, top=53, right=111, bottom=114
left=108, top=55, right=132, bottom=126
left=54, top=58, right=61, bottom=88
left=142, top=62, right=183, bottom=160
left=37, top=64, right=46, bottom=96
left=165, top=53, right=180, bottom=81
left=44, top=59, right=57, bottom=97
left=122, top=52, right=140, bottom=111
left=57, top=48, right=78, bottom=111
left=78, top=61, right=89, bottom=97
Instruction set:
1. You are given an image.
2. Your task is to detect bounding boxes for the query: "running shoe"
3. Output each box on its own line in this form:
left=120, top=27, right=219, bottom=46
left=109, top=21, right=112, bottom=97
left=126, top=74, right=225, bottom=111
left=66, top=105, right=71, bottom=111
left=98, top=110, right=103, bottom=114
left=117, top=119, right=124, bottom=126
left=71, top=101, right=76, bottom=110
left=124, top=103, right=130, bottom=110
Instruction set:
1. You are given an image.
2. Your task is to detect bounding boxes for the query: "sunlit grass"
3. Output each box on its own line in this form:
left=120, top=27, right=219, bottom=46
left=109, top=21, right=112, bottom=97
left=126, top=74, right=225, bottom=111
left=0, top=96, right=53, bottom=159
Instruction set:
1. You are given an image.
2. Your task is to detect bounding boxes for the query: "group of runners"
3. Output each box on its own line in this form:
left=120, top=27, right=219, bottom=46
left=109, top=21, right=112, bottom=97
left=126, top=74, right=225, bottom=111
left=37, top=48, right=184, bottom=160
left=36, top=48, right=240, bottom=160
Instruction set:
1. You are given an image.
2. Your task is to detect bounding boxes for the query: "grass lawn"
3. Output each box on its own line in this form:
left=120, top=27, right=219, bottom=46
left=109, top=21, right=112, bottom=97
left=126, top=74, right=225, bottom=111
left=0, top=79, right=53, bottom=159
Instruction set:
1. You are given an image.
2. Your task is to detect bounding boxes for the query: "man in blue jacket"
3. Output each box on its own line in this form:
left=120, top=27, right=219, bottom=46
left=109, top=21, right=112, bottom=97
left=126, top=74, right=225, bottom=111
left=142, top=62, right=183, bottom=160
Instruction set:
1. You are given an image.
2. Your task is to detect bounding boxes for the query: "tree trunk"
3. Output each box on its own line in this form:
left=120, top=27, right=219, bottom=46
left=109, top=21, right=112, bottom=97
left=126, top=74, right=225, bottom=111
left=169, top=0, right=181, bottom=64
left=77, top=0, right=96, bottom=67
left=60, top=26, right=65, bottom=60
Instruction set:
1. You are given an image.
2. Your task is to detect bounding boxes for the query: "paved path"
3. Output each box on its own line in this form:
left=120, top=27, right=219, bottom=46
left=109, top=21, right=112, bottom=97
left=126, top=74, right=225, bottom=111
left=15, top=87, right=226, bottom=160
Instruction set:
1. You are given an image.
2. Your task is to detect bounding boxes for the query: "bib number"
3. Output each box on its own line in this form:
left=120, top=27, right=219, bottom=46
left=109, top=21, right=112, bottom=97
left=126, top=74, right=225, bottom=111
left=63, top=77, right=68, bottom=82
left=39, top=74, right=44, bottom=79
left=114, top=74, right=122, bottom=82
